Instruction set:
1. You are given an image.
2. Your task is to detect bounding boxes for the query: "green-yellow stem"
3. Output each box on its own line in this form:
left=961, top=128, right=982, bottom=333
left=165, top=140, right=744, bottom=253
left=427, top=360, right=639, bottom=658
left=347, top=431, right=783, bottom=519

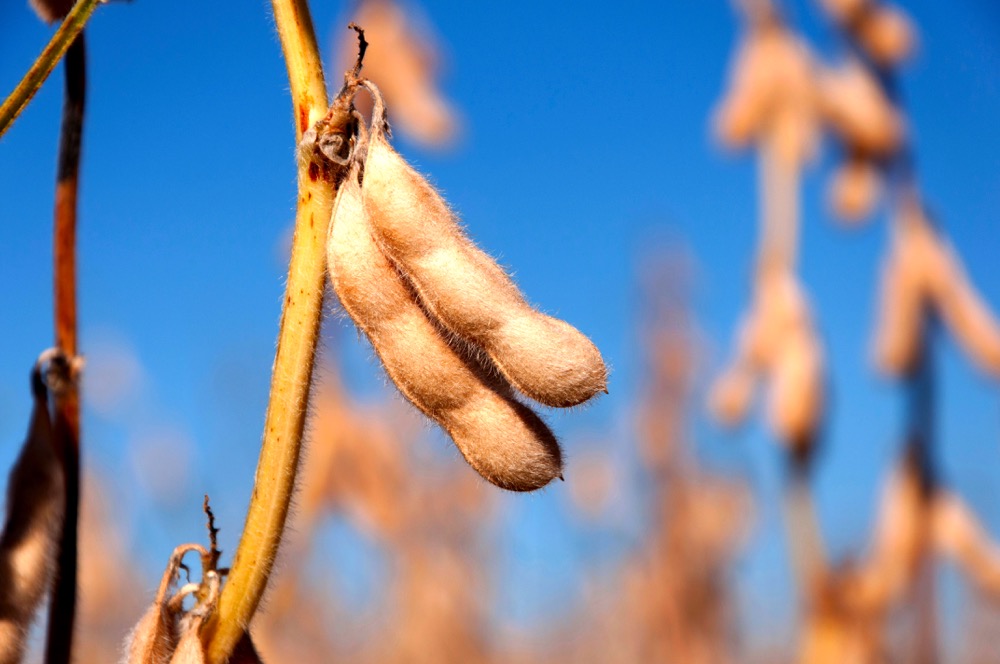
left=201, top=0, right=335, bottom=661
left=0, top=0, right=101, bottom=140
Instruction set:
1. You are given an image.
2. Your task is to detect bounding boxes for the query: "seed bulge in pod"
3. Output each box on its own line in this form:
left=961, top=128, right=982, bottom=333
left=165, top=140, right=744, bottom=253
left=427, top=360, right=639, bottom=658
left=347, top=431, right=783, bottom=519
left=328, top=165, right=563, bottom=491
left=359, top=83, right=606, bottom=408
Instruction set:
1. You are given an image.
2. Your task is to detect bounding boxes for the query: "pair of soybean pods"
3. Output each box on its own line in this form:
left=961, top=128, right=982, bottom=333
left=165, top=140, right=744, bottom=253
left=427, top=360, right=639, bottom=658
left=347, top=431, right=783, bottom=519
left=322, top=81, right=607, bottom=492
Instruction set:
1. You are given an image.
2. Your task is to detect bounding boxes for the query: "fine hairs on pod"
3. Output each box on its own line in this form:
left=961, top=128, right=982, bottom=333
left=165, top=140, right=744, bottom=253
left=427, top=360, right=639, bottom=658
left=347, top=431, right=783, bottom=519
left=0, top=357, right=65, bottom=664
left=326, top=160, right=563, bottom=491
left=124, top=545, right=220, bottom=664
left=356, top=80, right=607, bottom=409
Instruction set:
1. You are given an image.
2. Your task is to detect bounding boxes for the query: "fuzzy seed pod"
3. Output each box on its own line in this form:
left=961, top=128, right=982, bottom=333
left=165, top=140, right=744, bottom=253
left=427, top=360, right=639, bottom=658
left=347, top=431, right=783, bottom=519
left=708, top=364, right=756, bottom=426
left=926, top=239, right=1000, bottom=375
left=767, top=327, right=823, bottom=451
left=857, top=6, right=915, bottom=66
left=818, top=62, right=903, bottom=157
left=872, top=240, right=923, bottom=375
left=125, top=602, right=179, bottom=664
left=358, top=82, right=607, bottom=408
left=327, top=164, right=563, bottom=491
left=827, top=157, right=880, bottom=223
left=0, top=362, right=65, bottom=664
left=748, top=268, right=812, bottom=366
left=124, top=549, right=188, bottom=664
left=167, top=571, right=220, bottom=664
left=901, top=211, right=1000, bottom=376
left=933, top=492, right=1000, bottom=596
left=715, top=26, right=817, bottom=161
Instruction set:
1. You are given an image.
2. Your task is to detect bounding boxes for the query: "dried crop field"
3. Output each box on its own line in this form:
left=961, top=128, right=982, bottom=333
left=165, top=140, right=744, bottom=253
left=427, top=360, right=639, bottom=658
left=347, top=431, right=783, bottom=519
left=1, top=1, right=999, bottom=662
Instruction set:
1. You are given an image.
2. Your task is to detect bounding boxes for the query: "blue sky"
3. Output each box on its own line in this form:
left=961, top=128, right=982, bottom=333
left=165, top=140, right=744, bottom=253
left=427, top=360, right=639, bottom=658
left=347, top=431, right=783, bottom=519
left=1, top=0, right=999, bottom=648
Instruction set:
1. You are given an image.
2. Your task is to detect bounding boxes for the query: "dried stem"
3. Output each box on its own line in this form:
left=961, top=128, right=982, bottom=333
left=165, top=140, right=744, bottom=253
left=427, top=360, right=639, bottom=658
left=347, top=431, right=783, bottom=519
left=43, top=32, right=86, bottom=664
left=760, top=124, right=829, bottom=605
left=782, top=457, right=828, bottom=602
left=0, top=0, right=100, bottom=140
left=757, top=130, right=801, bottom=274
left=200, top=1, right=346, bottom=661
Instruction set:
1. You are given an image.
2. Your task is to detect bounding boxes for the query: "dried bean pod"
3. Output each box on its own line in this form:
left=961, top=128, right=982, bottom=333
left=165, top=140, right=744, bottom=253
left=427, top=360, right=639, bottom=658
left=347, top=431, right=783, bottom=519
left=357, top=81, right=607, bottom=408
left=168, top=572, right=220, bottom=664
left=328, top=164, right=562, bottom=491
left=924, top=236, right=1000, bottom=375
left=0, top=362, right=65, bottom=664
left=123, top=545, right=201, bottom=664
left=873, top=241, right=924, bottom=374
left=768, top=326, right=824, bottom=450
left=818, top=61, right=903, bottom=157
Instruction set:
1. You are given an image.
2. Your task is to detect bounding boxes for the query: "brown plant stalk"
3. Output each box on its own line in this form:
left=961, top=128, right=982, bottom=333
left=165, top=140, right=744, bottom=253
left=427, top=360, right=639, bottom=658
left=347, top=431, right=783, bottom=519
left=200, top=3, right=356, bottom=661
left=42, top=31, right=86, bottom=664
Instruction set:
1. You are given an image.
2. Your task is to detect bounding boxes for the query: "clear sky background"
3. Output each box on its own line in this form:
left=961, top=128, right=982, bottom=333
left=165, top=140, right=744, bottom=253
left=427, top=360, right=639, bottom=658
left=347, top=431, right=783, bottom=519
left=1, top=0, right=999, bottom=650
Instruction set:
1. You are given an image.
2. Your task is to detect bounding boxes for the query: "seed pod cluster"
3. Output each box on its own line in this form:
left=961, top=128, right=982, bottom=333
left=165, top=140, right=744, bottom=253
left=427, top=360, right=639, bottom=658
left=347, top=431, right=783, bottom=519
left=709, top=268, right=824, bottom=454
left=873, top=201, right=1000, bottom=376
left=124, top=545, right=225, bottom=664
left=816, top=60, right=904, bottom=224
left=817, top=0, right=915, bottom=66
left=714, top=19, right=820, bottom=166
left=0, top=355, right=66, bottom=664
left=320, top=81, right=606, bottom=491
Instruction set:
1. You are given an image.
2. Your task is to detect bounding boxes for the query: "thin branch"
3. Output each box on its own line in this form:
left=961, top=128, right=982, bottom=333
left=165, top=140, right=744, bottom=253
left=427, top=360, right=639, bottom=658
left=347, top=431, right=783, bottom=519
left=0, top=0, right=101, bottom=140
left=42, top=31, right=86, bottom=664
left=201, top=3, right=354, bottom=662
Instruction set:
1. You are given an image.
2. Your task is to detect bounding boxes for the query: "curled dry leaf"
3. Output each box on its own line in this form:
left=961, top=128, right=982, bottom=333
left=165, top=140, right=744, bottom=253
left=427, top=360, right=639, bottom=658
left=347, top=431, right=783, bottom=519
left=818, top=61, right=903, bottom=158
left=357, top=82, right=607, bottom=409
left=0, top=360, right=65, bottom=664
left=326, top=162, right=563, bottom=492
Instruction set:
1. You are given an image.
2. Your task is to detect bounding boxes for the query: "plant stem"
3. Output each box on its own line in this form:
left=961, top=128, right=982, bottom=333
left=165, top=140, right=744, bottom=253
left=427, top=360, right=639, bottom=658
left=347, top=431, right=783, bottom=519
left=201, top=0, right=343, bottom=660
left=0, top=0, right=100, bottom=141
left=43, top=32, right=86, bottom=664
